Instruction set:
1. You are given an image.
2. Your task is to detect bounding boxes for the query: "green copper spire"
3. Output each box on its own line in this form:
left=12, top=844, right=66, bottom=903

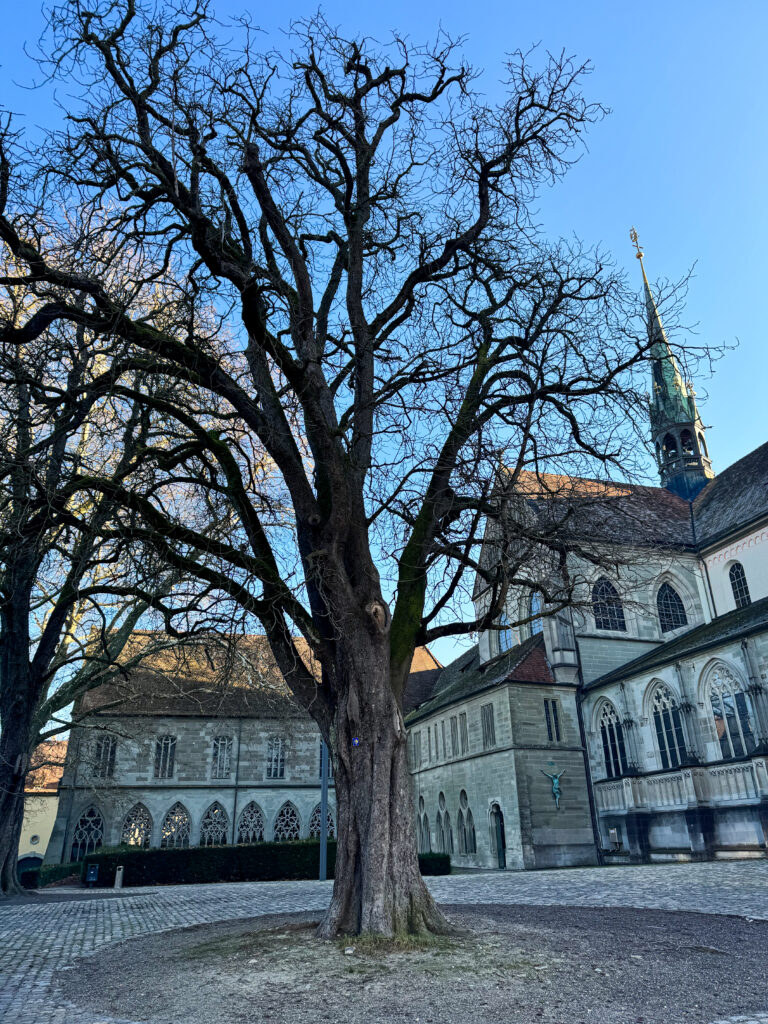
left=631, top=228, right=713, bottom=500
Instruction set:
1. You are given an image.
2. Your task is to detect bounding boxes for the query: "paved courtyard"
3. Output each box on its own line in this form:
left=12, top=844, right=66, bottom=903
left=2, top=862, right=768, bottom=1023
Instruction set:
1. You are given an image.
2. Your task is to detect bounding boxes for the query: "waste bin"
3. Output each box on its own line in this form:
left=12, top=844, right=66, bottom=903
left=114, top=865, right=124, bottom=889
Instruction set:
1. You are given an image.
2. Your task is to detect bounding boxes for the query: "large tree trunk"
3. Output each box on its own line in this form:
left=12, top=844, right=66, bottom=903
left=0, top=719, right=29, bottom=896
left=317, top=635, right=454, bottom=938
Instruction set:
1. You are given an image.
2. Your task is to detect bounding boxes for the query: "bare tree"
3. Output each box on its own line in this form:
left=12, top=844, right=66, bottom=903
left=0, top=3, right=703, bottom=930
left=0, top=227, right=228, bottom=893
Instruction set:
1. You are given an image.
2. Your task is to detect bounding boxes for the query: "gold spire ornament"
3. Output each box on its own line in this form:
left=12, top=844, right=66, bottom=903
left=630, top=226, right=644, bottom=260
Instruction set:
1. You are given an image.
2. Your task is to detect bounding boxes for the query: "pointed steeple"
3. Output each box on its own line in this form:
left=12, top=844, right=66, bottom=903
left=630, top=229, right=713, bottom=500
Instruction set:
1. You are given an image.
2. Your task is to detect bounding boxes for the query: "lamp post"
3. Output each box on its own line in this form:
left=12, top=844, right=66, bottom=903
left=319, top=738, right=329, bottom=881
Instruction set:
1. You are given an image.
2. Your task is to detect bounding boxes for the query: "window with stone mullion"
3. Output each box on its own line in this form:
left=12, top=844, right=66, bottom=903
left=729, top=563, right=751, bottom=609
left=657, top=583, right=688, bottom=633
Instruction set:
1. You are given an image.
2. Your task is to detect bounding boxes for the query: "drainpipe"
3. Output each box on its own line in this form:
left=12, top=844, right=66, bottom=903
left=231, top=719, right=243, bottom=845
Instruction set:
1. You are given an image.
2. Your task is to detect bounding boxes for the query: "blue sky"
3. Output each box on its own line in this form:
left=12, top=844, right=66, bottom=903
left=3, top=1, right=765, bottom=473
left=2, top=1, right=765, bottom=667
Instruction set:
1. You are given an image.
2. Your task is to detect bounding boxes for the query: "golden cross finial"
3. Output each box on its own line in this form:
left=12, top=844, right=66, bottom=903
left=629, top=226, right=644, bottom=260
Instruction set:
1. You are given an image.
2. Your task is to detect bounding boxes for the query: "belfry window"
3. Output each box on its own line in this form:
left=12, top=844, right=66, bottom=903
left=657, top=582, right=688, bottom=633
left=680, top=429, right=695, bottom=458
left=599, top=702, right=629, bottom=779
left=651, top=684, right=688, bottom=769
left=662, top=433, right=678, bottom=461
left=729, top=562, right=751, bottom=609
left=592, top=578, right=627, bottom=632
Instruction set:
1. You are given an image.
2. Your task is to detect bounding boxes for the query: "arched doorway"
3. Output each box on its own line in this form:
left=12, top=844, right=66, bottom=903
left=490, top=803, right=506, bottom=869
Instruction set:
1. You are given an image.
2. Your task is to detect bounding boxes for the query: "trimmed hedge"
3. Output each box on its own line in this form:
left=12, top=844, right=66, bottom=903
left=20, top=861, right=82, bottom=890
left=80, top=841, right=450, bottom=888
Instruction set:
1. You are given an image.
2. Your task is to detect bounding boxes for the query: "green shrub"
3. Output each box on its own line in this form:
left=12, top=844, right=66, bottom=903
left=416, top=852, right=451, bottom=875
left=22, top=861, right=83, bottom=889
left=81, top=841, right=450, bottom=887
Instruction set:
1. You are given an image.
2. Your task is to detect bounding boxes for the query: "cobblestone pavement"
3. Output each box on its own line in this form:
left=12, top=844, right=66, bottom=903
left=2, top=861, right=768, bottom=1024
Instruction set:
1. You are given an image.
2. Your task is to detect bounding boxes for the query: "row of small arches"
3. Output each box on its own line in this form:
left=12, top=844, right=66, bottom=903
left=70, top=800, right=336, bottom=861
left=656, top=428, right=708, bottom=466
left=416, top=791, right=477, bottom=856
left=597, top=660, right=758, bottom=780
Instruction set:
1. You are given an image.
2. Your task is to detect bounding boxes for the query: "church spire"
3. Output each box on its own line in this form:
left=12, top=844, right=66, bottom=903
left=630, top=228, right=713, bottom=500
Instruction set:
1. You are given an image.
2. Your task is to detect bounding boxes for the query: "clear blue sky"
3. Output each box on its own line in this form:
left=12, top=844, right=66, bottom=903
left=2, top=0, right=765, bottom=474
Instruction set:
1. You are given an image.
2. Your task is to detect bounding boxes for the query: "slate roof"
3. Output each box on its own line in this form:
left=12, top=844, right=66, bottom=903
left=490, top=440, right=768, bottom=556
left=585, top=595, right=768, bottom=690
left=405, top=633, right=555, bottom=724
left=77, top=633, right=440, bottom=720
left=693, top=440, right=768, bottom=546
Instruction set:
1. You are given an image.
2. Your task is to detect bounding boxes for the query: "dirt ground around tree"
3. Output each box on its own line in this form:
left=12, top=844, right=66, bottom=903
left=55, top=903, right=768, bottom=1024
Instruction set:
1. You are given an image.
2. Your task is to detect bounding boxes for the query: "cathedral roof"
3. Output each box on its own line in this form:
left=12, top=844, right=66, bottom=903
left=692, top=440, right=768, bottom=546
left=584, top=595, right=768, bottom=691
left=405, top=633, right=555, bottom=723
left=76, top=632, right=439, bottom=721
left=509, top=470, right=696, bottom=550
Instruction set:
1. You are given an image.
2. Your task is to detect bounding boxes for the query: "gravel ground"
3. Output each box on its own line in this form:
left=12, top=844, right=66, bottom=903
left=55, top=903, right=768, bottom=1024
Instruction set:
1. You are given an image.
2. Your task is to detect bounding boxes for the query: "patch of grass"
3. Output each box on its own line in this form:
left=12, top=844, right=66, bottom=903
left=336, top=932, right=458, bottom=957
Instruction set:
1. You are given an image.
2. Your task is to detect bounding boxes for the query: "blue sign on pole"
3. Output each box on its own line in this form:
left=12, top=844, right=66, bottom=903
left=319, top=739, right=329, bottom=881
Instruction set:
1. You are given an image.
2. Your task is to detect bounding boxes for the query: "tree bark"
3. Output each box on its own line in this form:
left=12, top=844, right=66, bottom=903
left=317, top=634, right=455, bottom=938
left=0, top=716, right=30, bottom=896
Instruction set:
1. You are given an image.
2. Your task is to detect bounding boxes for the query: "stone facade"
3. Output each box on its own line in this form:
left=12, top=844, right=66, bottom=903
left=46, top=714, right=335, bottom=864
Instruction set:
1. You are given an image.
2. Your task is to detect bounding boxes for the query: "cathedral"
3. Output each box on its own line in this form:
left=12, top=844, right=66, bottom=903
left=45, top=252, right=768, bottom=871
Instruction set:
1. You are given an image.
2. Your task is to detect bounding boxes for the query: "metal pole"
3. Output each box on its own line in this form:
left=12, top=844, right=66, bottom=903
left=319, top=738, right=329, bottom=881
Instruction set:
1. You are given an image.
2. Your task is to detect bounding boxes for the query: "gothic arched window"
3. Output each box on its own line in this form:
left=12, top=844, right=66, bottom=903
left=598, top=702, right=629, bottom=778
left=420, top=812, right=432, bottom=853
left=200, top=802, right=229, bottom=846
left=592, top=578, right=627, bottom=632
left=708, top=664, right=757, bottom=759
left=680, top=429, right=695, bottom=457
left=160, top=802, right=191, bottom=849
left=457, top=790, right=476, bottom=855
left=309, top=803, right=336, bottom=839
left=442, top=810, right=454, bottom=854
left=662, top=433, right=678, bottom=461
left=650, top=684, right=688, bottom=769
left=729, top=562, right=751, bottom=609
left=121, top=803, right=152, bottom=848
left=273, top=802, right=300, bottom=841
left=497, top=611, right=513, bottom=653
left=237, top=802, right=265, bottom=844
left=529, top=593, right=543, bottom=636
left=70, top=806, right=104, bottom=861
left=657, top=582, right=688, bottom=633
left=698, top=432, right=708, bottom=458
